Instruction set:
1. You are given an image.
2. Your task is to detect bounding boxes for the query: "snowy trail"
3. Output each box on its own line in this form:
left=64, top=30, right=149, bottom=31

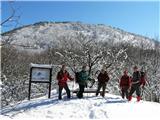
left=0, top=92, right=160, bottom=120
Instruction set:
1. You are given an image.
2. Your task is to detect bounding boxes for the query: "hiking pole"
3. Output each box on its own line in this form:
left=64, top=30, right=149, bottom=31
left=71, top=80, right=74, bottom=98
left=141, top=86, right=145, bottom=100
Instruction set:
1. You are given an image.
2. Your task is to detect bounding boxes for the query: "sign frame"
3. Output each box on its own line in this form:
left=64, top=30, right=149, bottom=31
left=28, top=64, right=52, bottom=100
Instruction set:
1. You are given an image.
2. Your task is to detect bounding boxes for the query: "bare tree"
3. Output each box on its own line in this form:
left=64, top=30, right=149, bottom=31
left=1, top=1, right=21, bottom=46
left=1, top=1, right=21, bottom=27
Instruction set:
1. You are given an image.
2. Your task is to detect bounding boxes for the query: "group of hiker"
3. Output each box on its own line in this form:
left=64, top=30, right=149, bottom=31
left=119, top=66, right=146, bottom=101
left=56, top=64, right=146, bottom=102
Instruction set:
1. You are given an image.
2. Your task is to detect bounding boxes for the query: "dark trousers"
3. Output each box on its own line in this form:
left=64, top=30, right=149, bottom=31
left=77, top=84, right=85, bottom=98
left=96, top=83, right=106, bottom=97
left=121, top=86, right=129, bottom=99
left=129, top=83, right=141, bottom=97
left=58, top=84, right=71, bottom=100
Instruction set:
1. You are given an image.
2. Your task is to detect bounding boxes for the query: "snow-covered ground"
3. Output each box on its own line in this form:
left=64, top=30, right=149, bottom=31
left=0, top=90, right=160, bottom=120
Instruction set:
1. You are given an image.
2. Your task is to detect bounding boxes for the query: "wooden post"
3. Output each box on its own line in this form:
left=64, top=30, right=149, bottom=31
left=28, top=67, right=32, bottom=100
left=48, top=68, right=52, bottom=99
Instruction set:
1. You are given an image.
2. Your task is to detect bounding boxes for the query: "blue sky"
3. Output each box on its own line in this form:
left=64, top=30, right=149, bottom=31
left=1, top=1, right=159, bottom=39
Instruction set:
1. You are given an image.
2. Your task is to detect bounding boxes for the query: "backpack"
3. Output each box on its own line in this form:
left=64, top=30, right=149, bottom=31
left=140, top=71, right=146, bottom=86
left=140, top=71, right=145, bottom=77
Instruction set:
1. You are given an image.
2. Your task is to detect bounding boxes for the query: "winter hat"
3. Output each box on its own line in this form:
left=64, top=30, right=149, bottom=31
left=133, top=66, right=138, bottom=70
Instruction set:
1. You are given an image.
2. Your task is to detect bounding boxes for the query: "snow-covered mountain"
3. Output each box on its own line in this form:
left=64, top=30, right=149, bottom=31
left=1, top=89, right=160, bottom=120
left=2, top=21, right=157, bottom=50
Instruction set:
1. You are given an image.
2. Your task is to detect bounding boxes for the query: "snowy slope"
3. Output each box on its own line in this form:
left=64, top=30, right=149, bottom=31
left=1, top=90, right=160, bottom=120
left=2, top=21, right=157, bottom=50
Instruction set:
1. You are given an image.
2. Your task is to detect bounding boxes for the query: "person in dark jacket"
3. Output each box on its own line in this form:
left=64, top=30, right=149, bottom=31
left=120, top=70, right=131, bottom=99
left=77, top=65, right=89, bottom=99
left=56, top=64, right=74, bottom=100
left=96, top=67, right=110, bottom=97
left=128, top=66, right=141, bottom=102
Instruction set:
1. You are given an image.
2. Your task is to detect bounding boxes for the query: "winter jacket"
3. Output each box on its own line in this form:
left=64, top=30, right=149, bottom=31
left=97, top=72, right=110, bottom=84
left=57, top=70, right=73, bottom=87
left=132, top=71, right=141, bottom=84
left=120, top=75, right=131, bottom=88
left=77, top=70, right=89, bottom=86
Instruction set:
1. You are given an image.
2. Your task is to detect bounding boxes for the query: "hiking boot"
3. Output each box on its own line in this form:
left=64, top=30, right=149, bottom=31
left=128, top=96, right=132, bottom=101
left=137, top=96, right=141, bottom=102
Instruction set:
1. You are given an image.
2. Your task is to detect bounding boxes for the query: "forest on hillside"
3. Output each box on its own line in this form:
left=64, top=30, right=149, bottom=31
left=1, top=33, right=160, bottom=108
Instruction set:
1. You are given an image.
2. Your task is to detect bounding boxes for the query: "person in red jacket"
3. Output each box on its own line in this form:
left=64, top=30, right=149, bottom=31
left=120, top=70, right=131, bottom=99
left=56, top=64, right=74, bottom=100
